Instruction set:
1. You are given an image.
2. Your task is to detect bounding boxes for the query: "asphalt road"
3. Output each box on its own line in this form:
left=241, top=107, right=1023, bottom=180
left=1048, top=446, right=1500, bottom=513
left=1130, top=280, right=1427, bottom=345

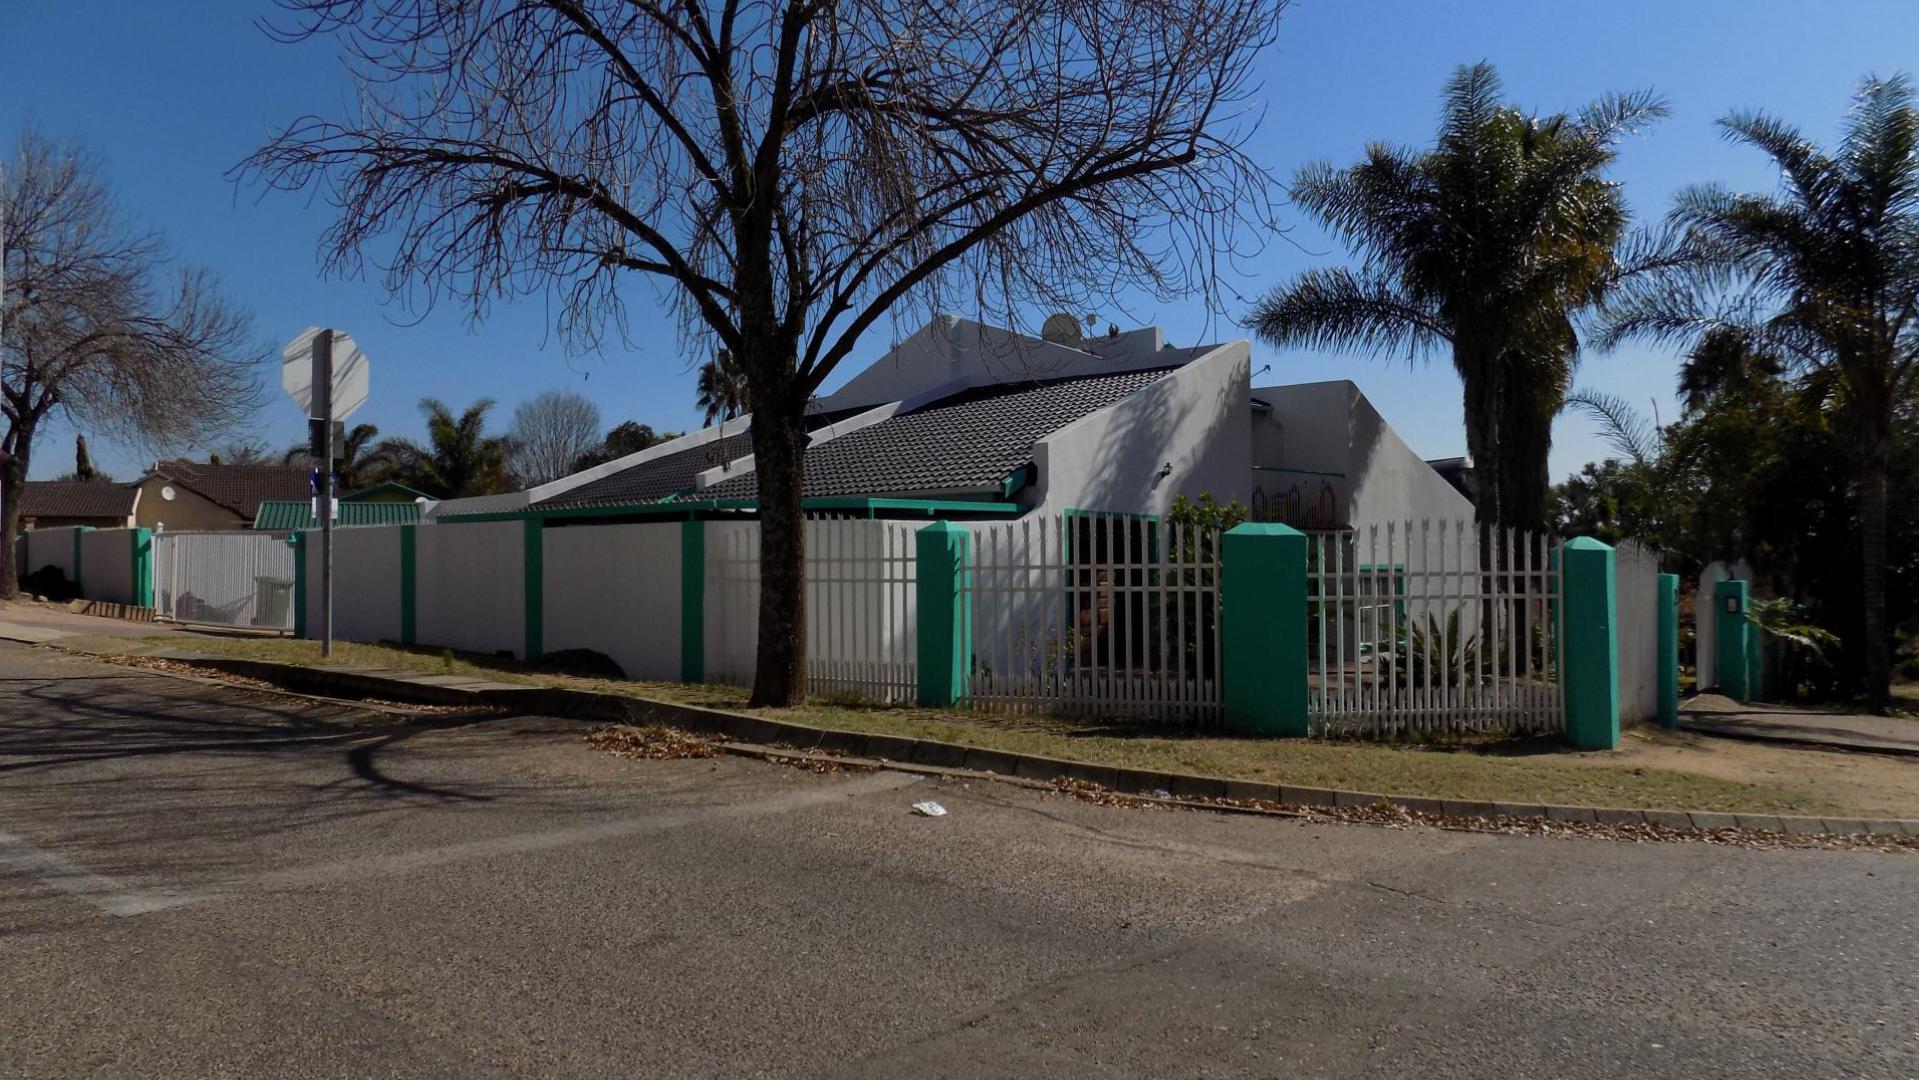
left=0, top=642, right=1914, bottom=1079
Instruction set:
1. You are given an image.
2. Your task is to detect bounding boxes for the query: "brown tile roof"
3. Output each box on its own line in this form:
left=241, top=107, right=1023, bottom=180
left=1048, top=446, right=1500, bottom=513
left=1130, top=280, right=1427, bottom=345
left=20, top=480, right=139, bottom=520
left=152, top=460, right=312, bottom=518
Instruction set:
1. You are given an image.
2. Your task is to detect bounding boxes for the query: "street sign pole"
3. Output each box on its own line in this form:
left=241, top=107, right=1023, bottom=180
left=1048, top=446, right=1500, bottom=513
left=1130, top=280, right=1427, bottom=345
left=312, top=329, right=335, bottom=658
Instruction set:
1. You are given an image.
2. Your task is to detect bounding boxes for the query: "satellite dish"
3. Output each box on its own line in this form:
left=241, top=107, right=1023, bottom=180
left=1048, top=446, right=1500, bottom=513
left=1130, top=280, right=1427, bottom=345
left=160, top=485, right=176, bottom=502
left=1040, top=312, right=1083, bottom=346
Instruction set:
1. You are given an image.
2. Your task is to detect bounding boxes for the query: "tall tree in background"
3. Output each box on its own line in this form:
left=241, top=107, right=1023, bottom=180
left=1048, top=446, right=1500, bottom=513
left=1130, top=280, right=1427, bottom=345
left=508, top=389, right=601, bottom=487
left=1601, top=75, right=1919, bottom=709
left=695, top=349, right=750, bottom=428
left=1247, top=63, right=1664, bottom=528
left=372, top=398, right=514, bottom=499
left=242, top=0, right=1281, bottom=705
left=1, top=129, right=262, bottom=599
left=72, top=434, right=95, bottom=481
left=570, top=420, right=666, bottom=473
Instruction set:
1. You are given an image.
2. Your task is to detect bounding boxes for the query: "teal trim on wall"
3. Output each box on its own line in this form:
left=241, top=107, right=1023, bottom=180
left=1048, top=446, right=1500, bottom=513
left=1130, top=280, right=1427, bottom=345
left=522, top=518, right=544, bottom=659
left=680, top=518, right=704, bottom=683
left=1713, top=579, right=1751, bottom=702
left=399, top=525, right=417, bottom=646
left=1221, top=522, right=1308, bottom=735
left=291, top=534, right=307, bottom=638
left=1657, top=573, right=1679, bottom=728
left=128, top=528, right=154, bottom=608
left=1560, top=537, right=1620, bottom=750
left=915, top=520, right=972, bottom=707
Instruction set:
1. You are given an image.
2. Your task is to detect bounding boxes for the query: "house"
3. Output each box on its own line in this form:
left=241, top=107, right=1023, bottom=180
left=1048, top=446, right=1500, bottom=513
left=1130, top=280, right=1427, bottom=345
left=438, top=316, right=1465, bottom=531
left=16, top=481, right=140, bottom=530
left=134, top=460, right=312, bottom=531
left=252, top=483, right=433, bottom=531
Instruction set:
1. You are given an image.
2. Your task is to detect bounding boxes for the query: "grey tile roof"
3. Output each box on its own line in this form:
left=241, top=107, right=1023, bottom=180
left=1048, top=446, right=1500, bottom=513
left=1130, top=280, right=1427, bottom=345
left=701, top=367, right=1172, bottom=501
left=538, top=430, right=755, bottom=508
left=20, top=480, right=139, bottom=519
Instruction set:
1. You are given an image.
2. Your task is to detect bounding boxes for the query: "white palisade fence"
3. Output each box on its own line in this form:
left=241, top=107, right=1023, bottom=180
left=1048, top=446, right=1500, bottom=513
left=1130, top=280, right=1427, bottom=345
left=1306, top=521, right=1562, bottom=736
left=705, top=516, right=920, bottom=703
left=963, top=512, right=1222, bottom=722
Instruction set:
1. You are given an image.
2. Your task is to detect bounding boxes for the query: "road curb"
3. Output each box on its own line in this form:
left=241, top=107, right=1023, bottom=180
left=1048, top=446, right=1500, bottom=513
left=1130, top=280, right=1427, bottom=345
left=71, top=648, right=1919, bottom=839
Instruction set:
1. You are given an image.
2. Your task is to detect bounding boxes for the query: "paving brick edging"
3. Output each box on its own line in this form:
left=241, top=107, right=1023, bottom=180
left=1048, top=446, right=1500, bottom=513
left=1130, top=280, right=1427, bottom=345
left=165, top=655, right=1919, bottom=839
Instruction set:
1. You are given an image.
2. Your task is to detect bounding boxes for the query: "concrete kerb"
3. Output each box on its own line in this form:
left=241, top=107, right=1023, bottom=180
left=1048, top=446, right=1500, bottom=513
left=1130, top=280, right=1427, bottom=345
left=56, top=646, right=1919, bottom=840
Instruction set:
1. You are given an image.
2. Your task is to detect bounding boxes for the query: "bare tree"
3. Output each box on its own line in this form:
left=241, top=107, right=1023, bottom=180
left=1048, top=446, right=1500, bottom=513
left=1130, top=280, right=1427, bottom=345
left=509, top=389, right=602, bottom=487
left=242, top=0, right=1282, bottom=704
left=2, top=130, right=263, bottom=598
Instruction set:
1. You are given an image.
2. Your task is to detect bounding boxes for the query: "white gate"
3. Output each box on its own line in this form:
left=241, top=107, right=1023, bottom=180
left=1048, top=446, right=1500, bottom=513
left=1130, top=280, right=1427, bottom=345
left=154, top=531, right=297, bottom=631
left=1307, top=521, right=1562, bottom=736
left=963, top=513, right=1223, bottom=722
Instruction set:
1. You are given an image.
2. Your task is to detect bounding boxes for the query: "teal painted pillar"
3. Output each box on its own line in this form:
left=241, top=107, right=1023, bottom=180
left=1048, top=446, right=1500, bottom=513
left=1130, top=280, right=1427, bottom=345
left=290, top=533, right=307, bottom=638
left=1559, top=537, right=1619, bottom=750
left=1656, top=573, right=1679, bottom=728
left=129, top=528, right=154, bottom=608
left=915, top=520, right=971, bottom=707
left=680, top=518, right=705, bottom=683
left=1221, top=521, right=1308, bottom=735
left=1713, top=579, right=1750, bottom=702
left=522, top=518, right=544, bottom=659
left=399, top=525, right=417, bottom=646
left=71, top=526, right=92, bottom=595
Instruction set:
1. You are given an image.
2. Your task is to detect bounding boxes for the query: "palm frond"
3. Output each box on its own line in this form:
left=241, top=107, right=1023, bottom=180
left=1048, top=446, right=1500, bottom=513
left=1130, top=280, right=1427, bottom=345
left=1566, top=388, right=1659, bottom=465
left=1246, top=267, right=1449, bottom=360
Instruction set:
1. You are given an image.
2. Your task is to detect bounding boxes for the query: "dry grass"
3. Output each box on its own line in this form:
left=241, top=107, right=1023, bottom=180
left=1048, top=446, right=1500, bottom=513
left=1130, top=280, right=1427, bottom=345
left=119, top=634, right=1919, bottom=819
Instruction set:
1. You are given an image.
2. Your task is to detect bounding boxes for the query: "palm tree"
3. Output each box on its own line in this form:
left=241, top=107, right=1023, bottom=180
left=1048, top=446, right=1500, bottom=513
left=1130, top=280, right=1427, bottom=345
left=283, top=422, right=383, bottom=490
left=695, top=348, right=749, bottom=427
left=1247, top=63, right=1666, bottom=529
left=1600, top=74, right=1919, bottom=709
left=371, top=398, right=514, bottom=499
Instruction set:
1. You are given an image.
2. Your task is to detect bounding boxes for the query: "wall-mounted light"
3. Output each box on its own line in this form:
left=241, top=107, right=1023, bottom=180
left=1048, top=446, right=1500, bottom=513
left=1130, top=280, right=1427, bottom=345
left=1156, top=462, right=1173, bottom=481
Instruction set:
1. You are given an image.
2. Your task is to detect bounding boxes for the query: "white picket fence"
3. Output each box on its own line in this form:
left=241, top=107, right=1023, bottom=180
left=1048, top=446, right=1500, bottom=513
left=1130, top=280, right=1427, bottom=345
left=155, top=531, right=297, bottom=630
left=1306, top=521, right=1563, bottom=736
left=963, top=513, right=1223, bottom=722
left=705, top=516, right=920, bottom=703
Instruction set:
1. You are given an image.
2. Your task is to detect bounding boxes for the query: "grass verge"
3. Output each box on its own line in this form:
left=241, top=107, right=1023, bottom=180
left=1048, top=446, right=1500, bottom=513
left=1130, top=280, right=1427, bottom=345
left=93, top=633, right=1907, bottom=819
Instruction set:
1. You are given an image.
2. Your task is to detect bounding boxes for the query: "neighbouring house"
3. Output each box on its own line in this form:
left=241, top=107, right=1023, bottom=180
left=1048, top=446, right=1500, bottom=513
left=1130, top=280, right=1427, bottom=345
left=17, top=481, right=140, bottom=531
left=133, top=460, right=312, bottom=531
left=435, top=315, right=1465, bottom=531
left=251, top=482, right=434, bottom=532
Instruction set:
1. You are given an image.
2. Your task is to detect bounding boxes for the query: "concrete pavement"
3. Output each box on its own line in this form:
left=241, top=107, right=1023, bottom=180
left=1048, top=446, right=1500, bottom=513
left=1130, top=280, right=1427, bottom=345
left=1, top=642, right=1915, bottom=1078
left=1683, top=692, right=1919, bottom=757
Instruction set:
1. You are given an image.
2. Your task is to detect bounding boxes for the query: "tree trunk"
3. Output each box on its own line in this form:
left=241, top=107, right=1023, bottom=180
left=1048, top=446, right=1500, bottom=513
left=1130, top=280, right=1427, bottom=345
left=1496, top=388, right=1554, bottom=534
left=1457, top=351, right=1502, bottom=526
left=748, top=377, right=810, bottom=707
left=0, top=429, right=31, bottom=602
left=1858, top=436, right=1892, bottom=712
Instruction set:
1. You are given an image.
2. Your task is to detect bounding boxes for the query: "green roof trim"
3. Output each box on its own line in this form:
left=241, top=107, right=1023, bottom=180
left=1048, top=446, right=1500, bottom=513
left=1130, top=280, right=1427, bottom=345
left=253, top=499, right=425, bottom=531
left=436, top=496, right=1023, bottom=525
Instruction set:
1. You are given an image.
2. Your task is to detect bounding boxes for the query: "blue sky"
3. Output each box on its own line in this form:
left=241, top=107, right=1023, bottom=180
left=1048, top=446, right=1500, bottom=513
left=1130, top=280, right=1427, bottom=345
left=4, top=1, right=1914, bottom=482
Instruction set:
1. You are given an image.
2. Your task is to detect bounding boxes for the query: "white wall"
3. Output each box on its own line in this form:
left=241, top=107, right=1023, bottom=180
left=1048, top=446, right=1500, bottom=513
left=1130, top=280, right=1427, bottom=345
left=1616, top=540, right=1661, bottom=725
left=1033, top=341, right=1251, bottom=517
left=415, top=520, right=526, bottom=657
left=331, top=527, right=404, bottom=644
left=20, top=527, right=80, bottom=582
left=1252, top=380, right=1473, bottom=531
left=79, top=529, right=135, bottom=605
left=543, top=521, right=682, bottom=680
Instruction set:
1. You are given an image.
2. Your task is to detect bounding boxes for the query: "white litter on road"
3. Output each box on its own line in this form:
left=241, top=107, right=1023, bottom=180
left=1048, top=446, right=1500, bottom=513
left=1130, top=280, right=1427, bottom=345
left=911, top=801, right=948, bottom=817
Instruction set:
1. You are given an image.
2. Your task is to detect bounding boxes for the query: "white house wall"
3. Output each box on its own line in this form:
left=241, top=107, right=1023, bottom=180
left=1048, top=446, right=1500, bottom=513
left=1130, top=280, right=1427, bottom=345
left=543, top=522, right=682, bottom=680
left=1033, top=341, right=1251, bottom=517
left=1253, top=380, right=1472, bottom=531
left=416, top=520, right=525, bottom=657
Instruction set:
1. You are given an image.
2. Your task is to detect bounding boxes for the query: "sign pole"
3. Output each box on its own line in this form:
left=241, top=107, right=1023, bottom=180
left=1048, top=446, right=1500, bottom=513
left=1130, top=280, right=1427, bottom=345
left=312, top=329, right=335, bottom=658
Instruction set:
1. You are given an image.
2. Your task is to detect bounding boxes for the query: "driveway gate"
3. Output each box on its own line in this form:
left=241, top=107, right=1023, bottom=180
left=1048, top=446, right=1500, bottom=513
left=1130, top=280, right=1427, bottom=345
left=153, top=531, right=297, bottom=631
